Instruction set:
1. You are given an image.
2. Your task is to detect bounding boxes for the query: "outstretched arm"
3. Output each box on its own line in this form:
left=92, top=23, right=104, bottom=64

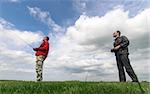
left=33, top=42, right=49, bottom=51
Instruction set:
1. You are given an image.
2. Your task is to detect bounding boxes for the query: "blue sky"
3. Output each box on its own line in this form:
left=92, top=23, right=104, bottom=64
left=0, top=0, right=149, bottom=81
left=0, top=0, right=149, bottom=34
left=0, top=0, right=79, bottom=34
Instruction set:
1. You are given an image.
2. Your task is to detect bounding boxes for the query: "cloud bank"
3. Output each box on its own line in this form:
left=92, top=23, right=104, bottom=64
left=0, top=6, right=149, bottom=81
left=45, top=8, right=150, bottom=81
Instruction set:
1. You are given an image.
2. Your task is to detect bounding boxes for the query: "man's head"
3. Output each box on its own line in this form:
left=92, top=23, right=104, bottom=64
left=113, top=30, right=121, bottom=38
left=43, top=36, right=49, bottom=41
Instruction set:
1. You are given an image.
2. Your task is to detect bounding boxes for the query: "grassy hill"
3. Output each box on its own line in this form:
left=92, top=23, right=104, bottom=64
left=0, top=80, right=149, bottom=94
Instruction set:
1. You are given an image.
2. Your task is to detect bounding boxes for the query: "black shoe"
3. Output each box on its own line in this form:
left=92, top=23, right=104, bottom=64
left=132, top=80, right=138, bottom=82
left=37, top=79, right=41, bottom=82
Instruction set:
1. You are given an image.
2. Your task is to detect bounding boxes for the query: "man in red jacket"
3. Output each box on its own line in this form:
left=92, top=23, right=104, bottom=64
left=33, top=36, right=49, bottom=81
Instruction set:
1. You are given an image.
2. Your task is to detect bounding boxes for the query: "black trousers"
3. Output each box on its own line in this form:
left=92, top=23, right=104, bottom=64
left=116, top=53, right=138, bottom=82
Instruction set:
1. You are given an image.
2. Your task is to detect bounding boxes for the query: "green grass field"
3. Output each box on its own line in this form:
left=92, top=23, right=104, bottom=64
left=0, top=80, right=149, bottom=94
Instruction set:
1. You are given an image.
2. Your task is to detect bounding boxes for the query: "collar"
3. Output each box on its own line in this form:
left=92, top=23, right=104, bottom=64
left=114, top=36, right=120, bottom=41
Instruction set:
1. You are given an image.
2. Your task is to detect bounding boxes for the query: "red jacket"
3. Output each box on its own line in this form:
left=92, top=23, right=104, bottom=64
left=35, top=41, right=49, bottom=57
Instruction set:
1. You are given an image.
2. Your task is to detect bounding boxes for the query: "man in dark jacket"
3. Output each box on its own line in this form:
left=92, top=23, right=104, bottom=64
left=33, top=36, right=49, bottom=81
left=111, top=31, right=138, bottom=82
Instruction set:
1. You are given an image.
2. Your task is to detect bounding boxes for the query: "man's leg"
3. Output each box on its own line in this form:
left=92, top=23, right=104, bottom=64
left=36, top=62, right=43, bottom=81
left=116, top=55, right=126, bottom=82
left=36, top=56, right=45, bottom=81
left=120, top=54, right=138, bottom=82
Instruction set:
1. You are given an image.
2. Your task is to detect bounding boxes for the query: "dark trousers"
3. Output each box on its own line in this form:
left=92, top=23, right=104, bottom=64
left=116, top=53, right=138, bottom=82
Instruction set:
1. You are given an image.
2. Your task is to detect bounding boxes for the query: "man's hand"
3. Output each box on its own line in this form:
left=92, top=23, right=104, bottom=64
left=111, top=49, right=115, bottom=52
left=33, top=48, right=37, bottom=51
left=111, top=45, right=121, bottom=52
left=114, top=45, right=121, bottom=50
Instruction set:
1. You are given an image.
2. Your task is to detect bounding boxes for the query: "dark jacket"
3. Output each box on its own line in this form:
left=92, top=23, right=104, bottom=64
left=113, top=36, right=129, bottom=55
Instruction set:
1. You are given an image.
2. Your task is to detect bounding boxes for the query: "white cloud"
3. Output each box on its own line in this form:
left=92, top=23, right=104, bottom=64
left=0, top=29, right=43, bottom=49
left=73, top=0, right=88, bottom=15
left=7, top=0, right=20, bottom=3
left=72, top=0, right=150, bottom=17
left=27, top=6, right=64, bottom=33
left=0, top=17, right=14, bottom=29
